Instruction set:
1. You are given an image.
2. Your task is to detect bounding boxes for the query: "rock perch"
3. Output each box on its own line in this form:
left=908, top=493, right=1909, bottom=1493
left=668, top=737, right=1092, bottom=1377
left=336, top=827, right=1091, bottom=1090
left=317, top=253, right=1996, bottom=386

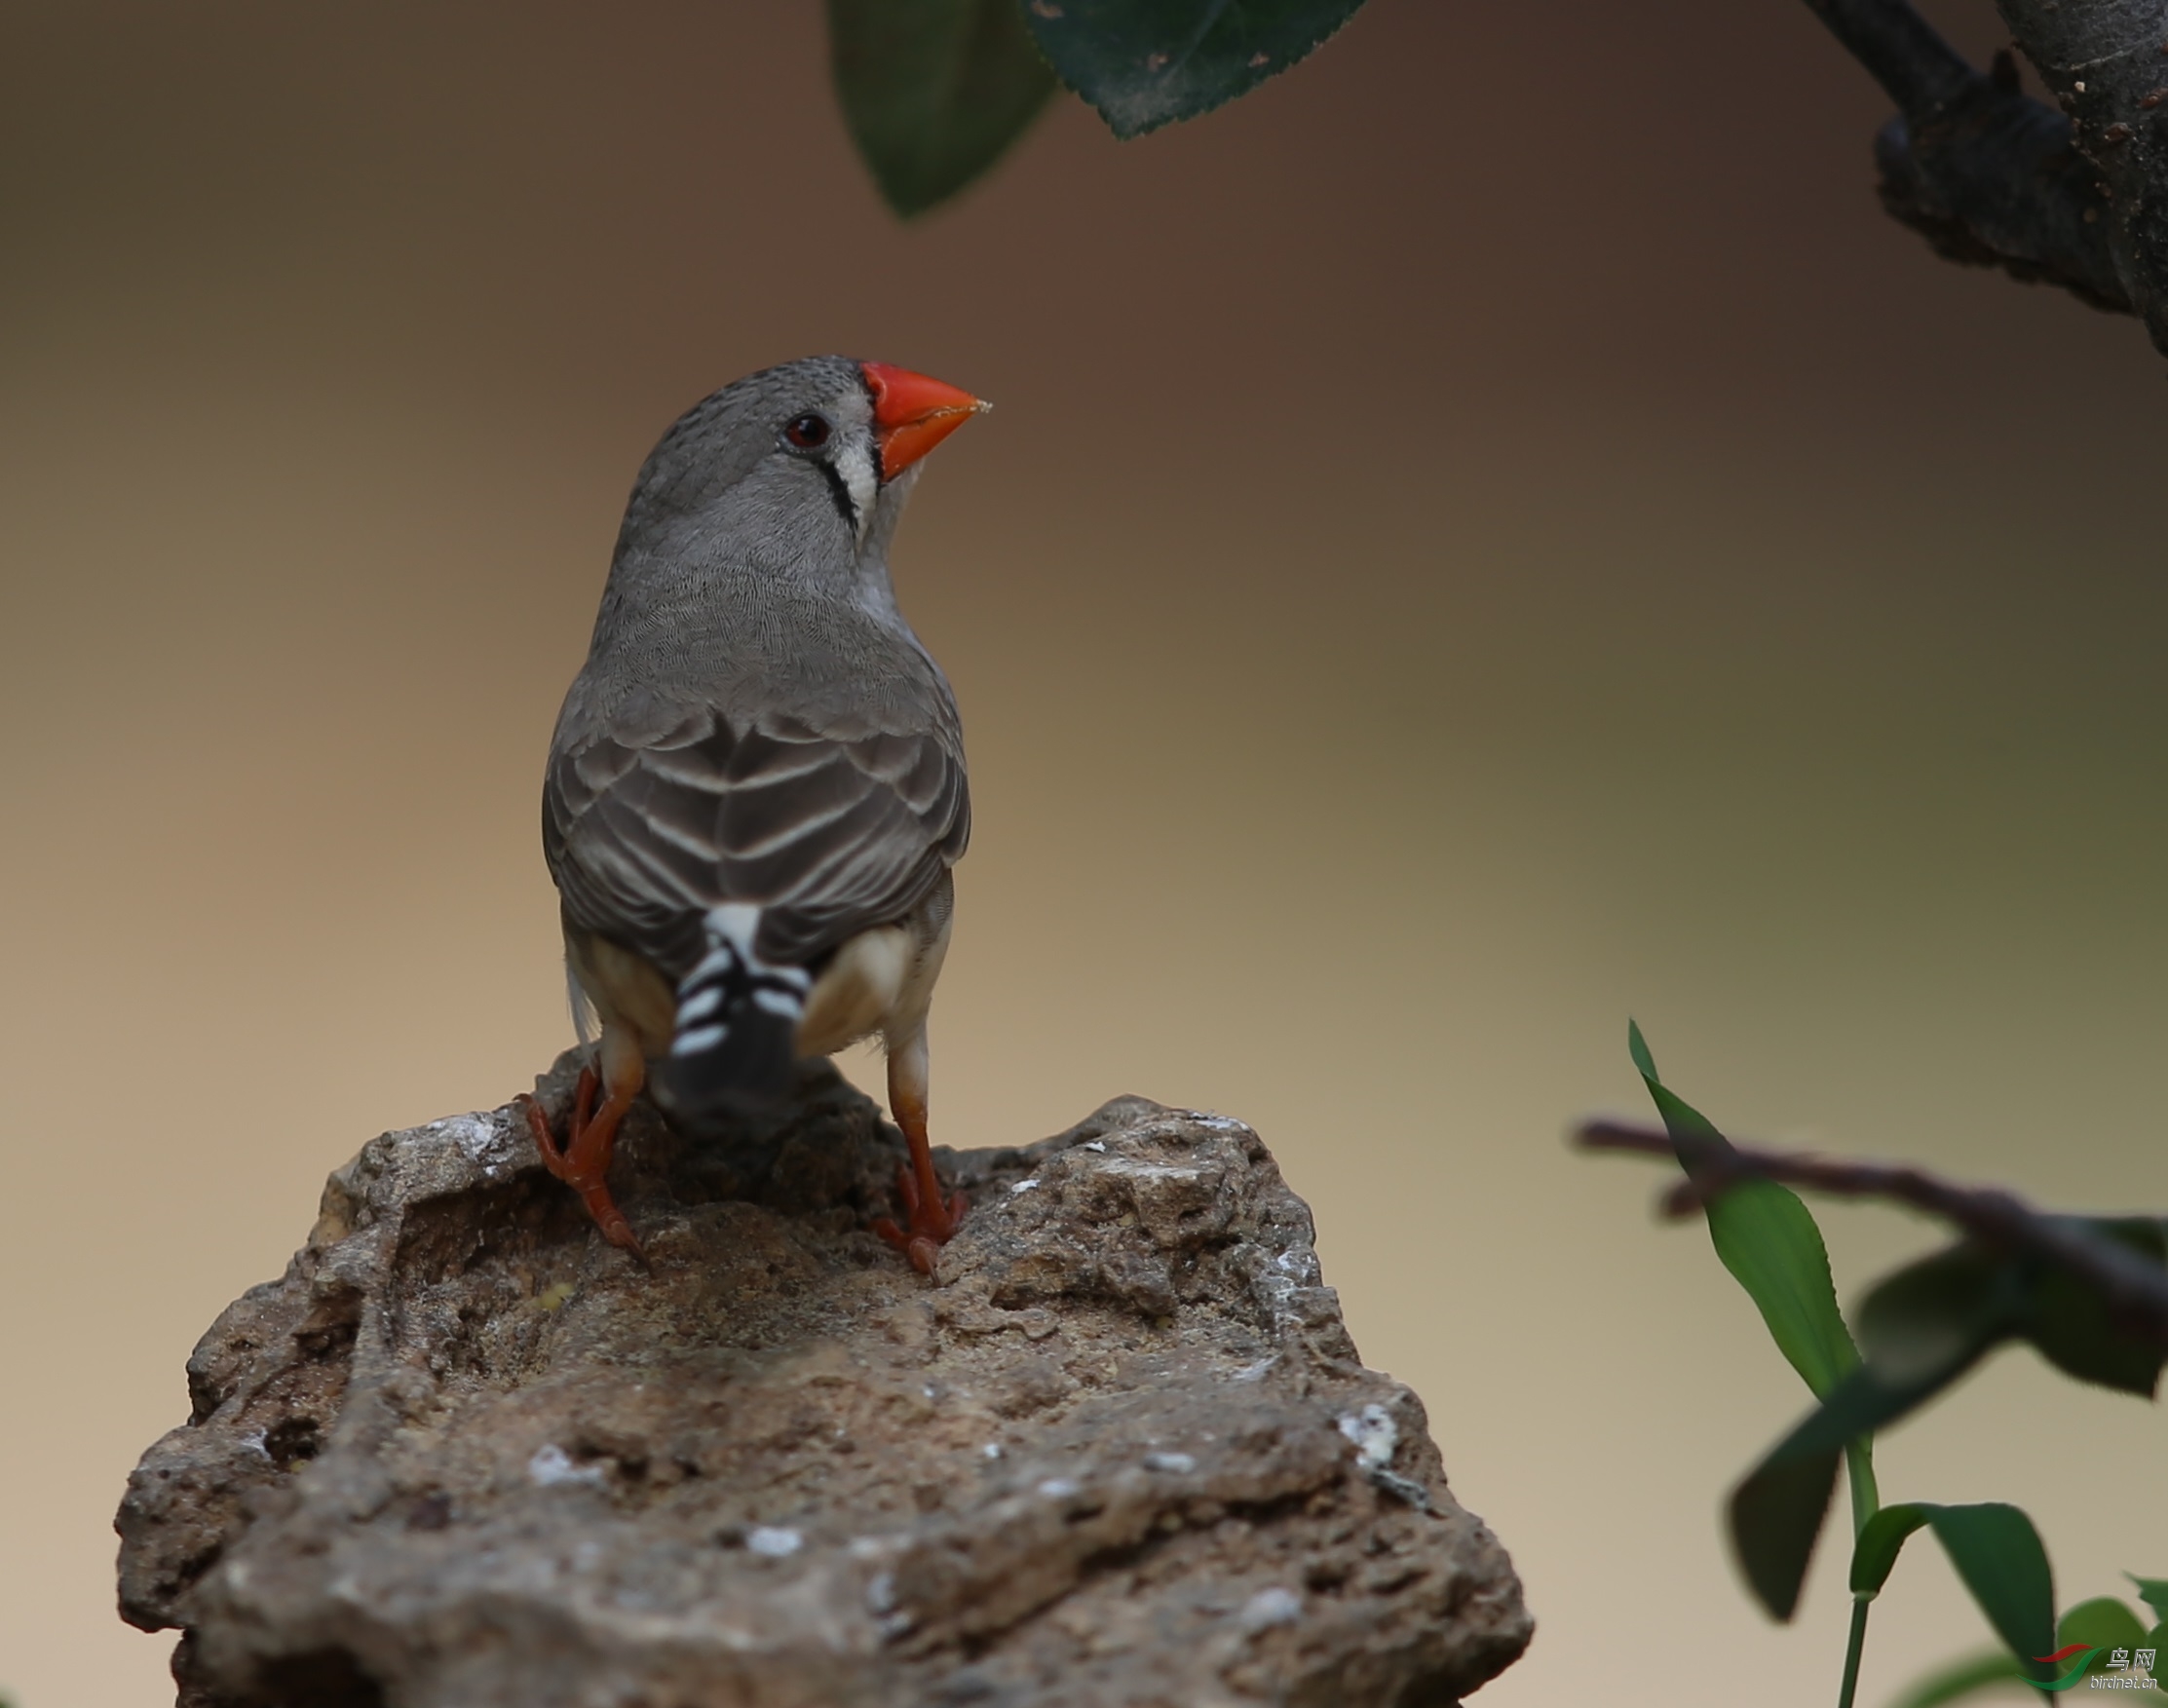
left=118, top=1055, right=1532, bottom=1706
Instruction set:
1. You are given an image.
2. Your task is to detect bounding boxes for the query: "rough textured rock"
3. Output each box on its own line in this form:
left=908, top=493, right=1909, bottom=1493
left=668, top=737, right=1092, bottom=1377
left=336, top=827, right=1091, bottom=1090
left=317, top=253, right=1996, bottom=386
left=118, top=1055, right=1531, bottom=1707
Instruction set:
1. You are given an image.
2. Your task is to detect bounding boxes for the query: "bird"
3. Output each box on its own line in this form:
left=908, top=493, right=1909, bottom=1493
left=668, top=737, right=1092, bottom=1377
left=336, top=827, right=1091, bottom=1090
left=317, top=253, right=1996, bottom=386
left=516, top=355, right=986, bottom=1274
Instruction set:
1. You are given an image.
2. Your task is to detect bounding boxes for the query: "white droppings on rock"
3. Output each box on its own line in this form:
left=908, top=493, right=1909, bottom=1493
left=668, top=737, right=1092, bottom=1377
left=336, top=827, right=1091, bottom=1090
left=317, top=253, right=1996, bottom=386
left=1097, top=1159, right=1204, bottom=1183
left=1080, top=1139, right=1107, bottom=1153
left=1338, top=1403, right=1398, bottom=1472
left=237, top=1429, right=271, bottom=1461
left=865, top=1571, right=898, bottom=1613
left=1274, top=1246, right=1322, bottom=1284
left=437, top=1113, right=512, bottom=1169
left=1143, top=1452, right=1197, bottom=1474
left=745, top=1526, right=803, bottom=1558
left=1037, top=1477, right=1081, bottom=1499
left=982, top=1442, right=1005, bottom=1460
left=1008, top=1178, right=1040, bottom=1196
left=1232, top=1356, right=1277, bottom=1383
left=1190, top=1114, right=1252, bottom=1134
left=1238, top=1586, right=1303, bottom=1632
left=527, top=1444, right=607, bottom=1488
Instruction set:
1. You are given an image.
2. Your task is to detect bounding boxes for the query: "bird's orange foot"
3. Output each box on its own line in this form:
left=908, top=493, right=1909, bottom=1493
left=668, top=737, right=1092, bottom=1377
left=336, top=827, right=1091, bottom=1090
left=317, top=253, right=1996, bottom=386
left=873, top=1162, right=967, bottom=1276
left=516, top=1067, right=647, bottom=1262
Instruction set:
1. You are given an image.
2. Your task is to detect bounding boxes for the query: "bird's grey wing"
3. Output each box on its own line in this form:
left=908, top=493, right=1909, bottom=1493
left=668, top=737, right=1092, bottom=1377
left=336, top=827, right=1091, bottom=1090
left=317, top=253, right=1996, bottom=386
left=546, top=700, right=970, bottom=980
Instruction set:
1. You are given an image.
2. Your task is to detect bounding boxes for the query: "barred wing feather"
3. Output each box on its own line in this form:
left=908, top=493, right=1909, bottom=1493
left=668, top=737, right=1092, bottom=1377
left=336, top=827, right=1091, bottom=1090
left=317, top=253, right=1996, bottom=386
left=545, top=703, right=969, bottom=976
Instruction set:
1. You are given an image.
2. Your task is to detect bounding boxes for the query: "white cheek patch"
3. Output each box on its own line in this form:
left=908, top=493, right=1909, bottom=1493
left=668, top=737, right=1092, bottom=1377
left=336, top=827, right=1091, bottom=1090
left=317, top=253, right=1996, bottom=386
left=832, top=432, right=879, bottom=545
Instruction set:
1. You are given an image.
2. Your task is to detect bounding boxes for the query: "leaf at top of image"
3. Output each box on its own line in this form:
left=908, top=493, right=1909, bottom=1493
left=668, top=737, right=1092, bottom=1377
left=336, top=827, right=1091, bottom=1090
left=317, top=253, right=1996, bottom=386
left=1022, top=0, right=1370, bottom=139
left=829, top=0, right=1060, bottom=216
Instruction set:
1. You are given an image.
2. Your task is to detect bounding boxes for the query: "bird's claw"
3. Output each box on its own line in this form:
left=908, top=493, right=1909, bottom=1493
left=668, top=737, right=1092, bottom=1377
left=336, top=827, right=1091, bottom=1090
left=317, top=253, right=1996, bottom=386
left=516, top=1074, right=647, bottom=1263
left=874, top=1162, right=967, bottom=1276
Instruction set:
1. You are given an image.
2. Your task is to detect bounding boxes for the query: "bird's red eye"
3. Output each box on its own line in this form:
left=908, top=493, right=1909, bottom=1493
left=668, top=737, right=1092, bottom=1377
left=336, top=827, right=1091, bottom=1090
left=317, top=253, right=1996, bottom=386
left=783, top=413, right=831, bottom=449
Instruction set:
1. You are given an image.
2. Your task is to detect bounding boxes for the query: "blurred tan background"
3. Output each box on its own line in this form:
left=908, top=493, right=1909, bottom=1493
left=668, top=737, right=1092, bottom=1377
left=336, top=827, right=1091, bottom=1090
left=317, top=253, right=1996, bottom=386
left=4, top=1, right=2165, bottom=1702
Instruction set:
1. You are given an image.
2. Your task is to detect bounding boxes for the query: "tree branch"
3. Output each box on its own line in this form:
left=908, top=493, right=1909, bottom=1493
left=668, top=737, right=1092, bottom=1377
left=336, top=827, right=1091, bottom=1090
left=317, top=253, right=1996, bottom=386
left=1801, top=0, right=2148, bottom=339
left=1575, top=1119, right=2168, bottom=1348
left=1993, top=0, right=2168, bottom=349
left=1802, top=0, right=1975, bottom=114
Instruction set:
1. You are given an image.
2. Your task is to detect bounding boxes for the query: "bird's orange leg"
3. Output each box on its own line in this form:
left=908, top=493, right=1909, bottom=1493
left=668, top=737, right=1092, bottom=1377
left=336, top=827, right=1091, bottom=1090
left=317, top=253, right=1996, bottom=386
left=515, top=1032, right=648, bottom=1261
left=872, top=1035, right=965, bottom=1275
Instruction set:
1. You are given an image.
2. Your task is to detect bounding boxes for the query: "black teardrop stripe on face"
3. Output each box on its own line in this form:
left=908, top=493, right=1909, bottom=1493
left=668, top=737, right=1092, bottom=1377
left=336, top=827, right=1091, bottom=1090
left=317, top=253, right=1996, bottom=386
left=814, top=458, right=860, bottom=534
left=652, top=903, right=811, bottom=1129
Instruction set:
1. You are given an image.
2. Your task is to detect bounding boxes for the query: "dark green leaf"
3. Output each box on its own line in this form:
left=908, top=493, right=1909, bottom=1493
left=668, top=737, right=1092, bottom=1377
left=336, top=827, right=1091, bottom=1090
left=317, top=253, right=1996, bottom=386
left=1854, top=1220, right=2166, bottom=1401
left=1731, top=1442, right=1844, bottom=1621
left=2059, top=1594, right=2147, bottom=1647
left=1879, top=1648, right=2031, bottom=1708
left=1729, top=1364, right=1973, bottom=1621
left=829, top=0, right=1059, bottom=215
left=2058, top=1596, right=2149, bottom=1677
left=1632, top=1026, right=1885, bottom=1622
left=1852, top=1502, right=1934, bottom=1597
left=1630, top=1026, right=1861, bottom=1398
left=1856, top=1243, right=2023, bottom=1389
left=1022, top=0, right=1369, bottom=139
left=1926, top=1503, right=2058, bottom=1684
left=2019, top=1218, right=2168, bottom=1397
left=1844, top=1503, right=2059, bottom=1683
left=1708, top=1182, right=1864, bottom=1400
left=2128, top=1575, right=2168, bottom=1625
left=1627, top=1022, right=1731, bottom=1173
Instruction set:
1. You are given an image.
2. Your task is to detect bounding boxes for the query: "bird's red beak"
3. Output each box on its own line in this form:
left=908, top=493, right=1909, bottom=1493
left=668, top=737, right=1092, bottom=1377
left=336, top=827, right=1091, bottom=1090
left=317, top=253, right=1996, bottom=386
left=861, top=361, right=989, bottom=480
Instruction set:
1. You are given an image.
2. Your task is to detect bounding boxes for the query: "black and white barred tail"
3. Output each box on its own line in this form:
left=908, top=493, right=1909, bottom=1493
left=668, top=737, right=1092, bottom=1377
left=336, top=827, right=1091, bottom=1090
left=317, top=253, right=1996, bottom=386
left=651, top=904, right=809, bottom=1129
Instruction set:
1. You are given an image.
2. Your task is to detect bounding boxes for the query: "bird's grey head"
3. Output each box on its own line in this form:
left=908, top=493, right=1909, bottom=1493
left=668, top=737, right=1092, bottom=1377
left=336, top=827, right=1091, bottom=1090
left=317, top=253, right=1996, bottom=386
left=615, top=356, right=987, bottom=583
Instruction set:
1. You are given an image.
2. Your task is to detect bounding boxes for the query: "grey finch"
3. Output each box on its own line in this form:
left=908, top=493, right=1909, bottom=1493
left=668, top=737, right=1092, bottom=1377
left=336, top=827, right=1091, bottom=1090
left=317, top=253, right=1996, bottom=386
left=517, top=356, right=987, bottom=1273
